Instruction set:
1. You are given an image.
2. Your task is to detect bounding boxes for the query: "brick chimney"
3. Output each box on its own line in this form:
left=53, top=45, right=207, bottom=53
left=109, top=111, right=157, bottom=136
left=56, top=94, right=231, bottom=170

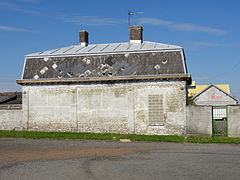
left=79, top=30, right=89, bottom=46
left=130, top=25, right=143, bottom=43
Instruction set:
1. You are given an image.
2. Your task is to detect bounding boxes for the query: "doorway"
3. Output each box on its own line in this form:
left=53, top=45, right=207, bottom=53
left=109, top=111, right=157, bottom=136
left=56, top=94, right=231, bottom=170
left=212, top=106, right=228, bottom=137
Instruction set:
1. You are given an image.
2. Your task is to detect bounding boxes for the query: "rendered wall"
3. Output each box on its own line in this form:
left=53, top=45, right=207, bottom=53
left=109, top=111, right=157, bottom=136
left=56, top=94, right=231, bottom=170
left=22, top=80, right=187, bottom=135
left=133, top=82, right=187, bottom=135
left=186, top=105, right=212, bottom=136
left=2, top=92, right=240, bottom=137
left=22, top=87, right=77, bottom=132
left=228, top=105, right=240, bottom=137
left=77, top=84, right=135, bottom=134
left=0, top=109, right=22, bottom=130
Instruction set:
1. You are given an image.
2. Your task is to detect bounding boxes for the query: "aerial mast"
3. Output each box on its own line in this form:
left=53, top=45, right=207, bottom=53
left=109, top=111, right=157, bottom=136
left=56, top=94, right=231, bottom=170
left=128, top=11, right=144, bottom=41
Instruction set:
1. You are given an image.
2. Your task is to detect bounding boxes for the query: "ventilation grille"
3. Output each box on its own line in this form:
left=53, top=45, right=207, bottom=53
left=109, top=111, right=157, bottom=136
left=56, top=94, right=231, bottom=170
left=148, top=94, right=164, bottom=125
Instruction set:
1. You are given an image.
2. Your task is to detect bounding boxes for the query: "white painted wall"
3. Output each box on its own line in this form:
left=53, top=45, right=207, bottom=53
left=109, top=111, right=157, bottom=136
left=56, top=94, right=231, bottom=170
left=186, top=105, right=212, bottom=136
left=21, top=80, right=187, bottom=135
left=228, top=105, right=240, bottom=137
left=1, top=90, right=240, bottom=137
left=0, top=109, right=22, bottom=130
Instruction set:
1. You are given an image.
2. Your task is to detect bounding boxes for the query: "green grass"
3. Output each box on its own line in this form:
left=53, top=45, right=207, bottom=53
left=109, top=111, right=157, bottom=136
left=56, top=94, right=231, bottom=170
left=1, top=130, right=240, bottom=144
left=0, top=130, right=184, bottom=142
left=186, top=136, right=240, bottom=144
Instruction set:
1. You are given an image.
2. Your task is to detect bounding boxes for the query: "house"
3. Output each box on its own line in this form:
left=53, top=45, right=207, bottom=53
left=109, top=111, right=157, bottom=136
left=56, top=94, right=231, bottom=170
left=16, top=25, right=191, bottom=135
left=191, top=84, right=237, bottom=106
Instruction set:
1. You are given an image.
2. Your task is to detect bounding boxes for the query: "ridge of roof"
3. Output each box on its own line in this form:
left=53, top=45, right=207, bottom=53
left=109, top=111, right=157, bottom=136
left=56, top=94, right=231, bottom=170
left=192, top=84, right=238, bottom=102
left=25, top=41, right=183, bottom=58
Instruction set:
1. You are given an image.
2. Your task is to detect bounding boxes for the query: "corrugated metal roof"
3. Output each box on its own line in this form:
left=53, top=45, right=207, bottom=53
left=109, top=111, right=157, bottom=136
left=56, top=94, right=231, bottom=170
left=26, top=41, right=182, bottom=58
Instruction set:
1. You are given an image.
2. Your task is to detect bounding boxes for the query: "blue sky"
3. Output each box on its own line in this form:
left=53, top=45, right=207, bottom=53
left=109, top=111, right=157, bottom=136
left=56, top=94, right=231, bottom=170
left=0, top=0, right=240, bottom=99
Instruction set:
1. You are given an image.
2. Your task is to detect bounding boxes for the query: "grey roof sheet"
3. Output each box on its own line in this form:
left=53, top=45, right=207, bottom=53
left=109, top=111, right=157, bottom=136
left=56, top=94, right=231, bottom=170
left=3, top=99, right=22, bottom=104
left=26, top=41, right=182, bottom=57
left=0, top=96, right=14, bottom=103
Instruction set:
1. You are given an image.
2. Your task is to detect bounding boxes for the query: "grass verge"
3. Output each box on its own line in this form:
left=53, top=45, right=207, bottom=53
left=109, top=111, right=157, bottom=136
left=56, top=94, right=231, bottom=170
left=186, top=137, right=240, bottom=144
left=1, top=130, right=240, bottom=144
left=0, top=130, right=184, bottom=143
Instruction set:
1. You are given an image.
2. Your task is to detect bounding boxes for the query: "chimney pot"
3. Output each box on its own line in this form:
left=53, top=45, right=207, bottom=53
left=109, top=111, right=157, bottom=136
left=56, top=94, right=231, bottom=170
left=130, top=25, right=143, bottom=43
left=79, top=30, right=88, bottom=46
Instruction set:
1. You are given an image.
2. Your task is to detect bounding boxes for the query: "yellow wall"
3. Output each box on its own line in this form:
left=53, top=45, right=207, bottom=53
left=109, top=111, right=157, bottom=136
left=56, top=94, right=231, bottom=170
left=188, top=82, right=230, bottom=97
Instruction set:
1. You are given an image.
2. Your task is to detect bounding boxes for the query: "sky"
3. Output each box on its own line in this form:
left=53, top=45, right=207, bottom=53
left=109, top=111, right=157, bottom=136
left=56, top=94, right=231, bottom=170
left=0, top=0, right=240, bottom=99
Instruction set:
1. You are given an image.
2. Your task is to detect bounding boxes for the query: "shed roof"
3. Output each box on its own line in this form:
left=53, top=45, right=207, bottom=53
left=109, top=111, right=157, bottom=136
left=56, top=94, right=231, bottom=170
left=0, top=96, right=13, bottom=103
left=0, top=95, right=21, bottom=104
left=26, top=41, right=182, bottom=58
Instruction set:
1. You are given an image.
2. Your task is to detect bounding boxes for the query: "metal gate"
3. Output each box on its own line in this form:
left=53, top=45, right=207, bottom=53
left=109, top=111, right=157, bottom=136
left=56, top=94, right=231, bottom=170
left=212, top=106, right=228, bottom=137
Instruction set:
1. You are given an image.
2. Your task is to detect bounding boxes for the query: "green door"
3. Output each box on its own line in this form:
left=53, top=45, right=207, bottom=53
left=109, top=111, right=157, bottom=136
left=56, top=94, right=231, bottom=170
left=212, top=106, right=228, bottom=137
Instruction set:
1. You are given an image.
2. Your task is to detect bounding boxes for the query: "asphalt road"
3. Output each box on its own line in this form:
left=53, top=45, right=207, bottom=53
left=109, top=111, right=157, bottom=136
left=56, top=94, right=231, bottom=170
left=0, top=138, right=240, bottom=180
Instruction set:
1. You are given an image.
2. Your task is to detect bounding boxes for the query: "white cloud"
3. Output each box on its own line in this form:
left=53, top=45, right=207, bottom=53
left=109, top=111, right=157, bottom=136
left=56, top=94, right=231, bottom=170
left=190, top=42, right=224, bottom=47
left=14, top=0, right=43, bottom=3
left=137, top=18, right=171, bottom=26
left=0, top=2, right=45, bottom=16
left=183, top=41, right=225, bottom=51
left=0, top=25, right=32, bottom=32
left=0, top=2, right=124, bottom=27
left=63, top=16, right=125, bottom=26
left=137, top=17, right=226, bottom=35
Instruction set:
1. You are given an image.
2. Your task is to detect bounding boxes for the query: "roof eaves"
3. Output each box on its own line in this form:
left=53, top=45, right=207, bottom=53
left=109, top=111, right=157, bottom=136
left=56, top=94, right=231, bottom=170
left=17, top=74, right=191, bottom=85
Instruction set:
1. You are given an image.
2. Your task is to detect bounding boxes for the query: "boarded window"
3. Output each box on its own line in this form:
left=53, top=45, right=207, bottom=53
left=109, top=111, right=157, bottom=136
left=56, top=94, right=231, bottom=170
left=148, top=95, right=164, bottom=125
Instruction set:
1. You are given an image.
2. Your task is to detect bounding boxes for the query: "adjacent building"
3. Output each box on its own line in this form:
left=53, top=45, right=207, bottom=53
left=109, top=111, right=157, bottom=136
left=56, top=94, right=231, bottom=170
left=188, top=82, right=237, bottom=106
left=187, top=83, right=238, bottom=137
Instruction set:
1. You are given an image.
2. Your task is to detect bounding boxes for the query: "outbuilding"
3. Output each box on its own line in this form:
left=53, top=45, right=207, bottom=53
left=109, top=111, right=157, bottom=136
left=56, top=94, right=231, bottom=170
left=17, top=26, right=191, bottom=135
left=188, top=84, right=238, bottom=137
left=192, top=84, right=237, bottom=106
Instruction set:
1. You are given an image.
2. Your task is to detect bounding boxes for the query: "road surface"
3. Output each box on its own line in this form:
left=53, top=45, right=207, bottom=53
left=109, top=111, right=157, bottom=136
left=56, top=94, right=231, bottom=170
left=0, top=138, right=240, bottom=180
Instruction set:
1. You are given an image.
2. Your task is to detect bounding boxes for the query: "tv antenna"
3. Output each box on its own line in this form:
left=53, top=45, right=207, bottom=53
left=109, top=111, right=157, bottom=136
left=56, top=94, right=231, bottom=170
left=128, top=11, right=144, bottom=27
left=128, top=11, right=144, bottom=41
